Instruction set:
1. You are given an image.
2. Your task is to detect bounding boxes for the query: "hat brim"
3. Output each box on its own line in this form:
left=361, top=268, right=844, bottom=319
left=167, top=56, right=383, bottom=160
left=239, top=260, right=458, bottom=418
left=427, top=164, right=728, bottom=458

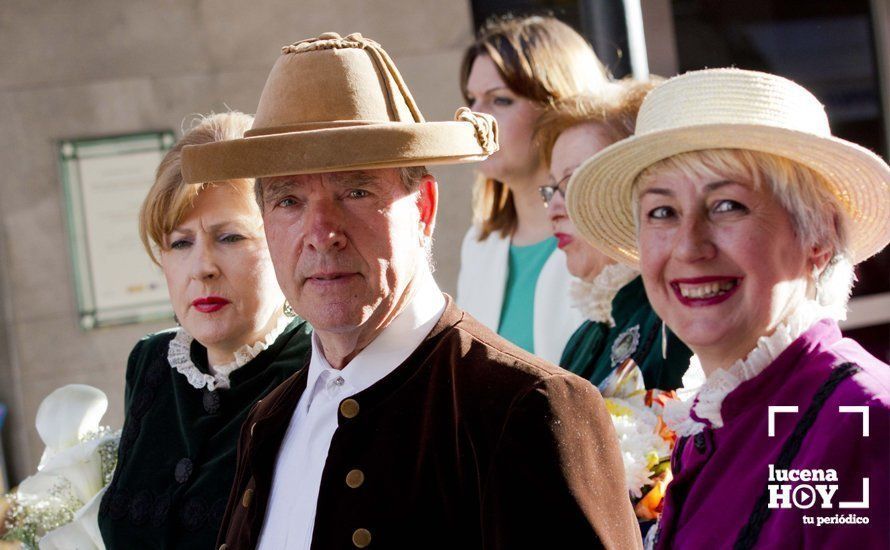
left=181, top=121, right=490, bottom=184
left=567, top=123, right=890, bottom=268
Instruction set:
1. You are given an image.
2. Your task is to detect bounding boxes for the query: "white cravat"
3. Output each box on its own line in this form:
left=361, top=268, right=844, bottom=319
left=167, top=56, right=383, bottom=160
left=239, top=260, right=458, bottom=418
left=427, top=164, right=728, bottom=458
left=257, top=273, right=446, bottom=550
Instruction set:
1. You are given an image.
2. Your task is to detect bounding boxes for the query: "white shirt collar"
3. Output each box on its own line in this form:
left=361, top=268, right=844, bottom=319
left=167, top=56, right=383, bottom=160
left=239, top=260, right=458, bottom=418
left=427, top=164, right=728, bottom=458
left=303, top=270, right=446, bottom=401
left=258, top=270, right=445, bottom=550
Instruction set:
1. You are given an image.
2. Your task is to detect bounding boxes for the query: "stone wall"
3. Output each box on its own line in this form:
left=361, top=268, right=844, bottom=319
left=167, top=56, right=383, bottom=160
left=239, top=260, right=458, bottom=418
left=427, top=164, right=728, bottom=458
left=0, top=0, right=478, bottom=483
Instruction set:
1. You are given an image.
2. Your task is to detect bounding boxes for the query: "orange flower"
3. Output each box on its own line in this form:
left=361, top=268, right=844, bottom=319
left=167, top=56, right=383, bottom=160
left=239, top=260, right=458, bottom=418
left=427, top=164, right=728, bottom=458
left=635, top=469, right=673, bottom=520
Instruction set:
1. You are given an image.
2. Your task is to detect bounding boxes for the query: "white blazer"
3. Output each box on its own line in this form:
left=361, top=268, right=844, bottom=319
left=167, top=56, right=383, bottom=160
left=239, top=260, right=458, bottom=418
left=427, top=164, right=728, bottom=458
left=456, top=226, right=584, bottom=365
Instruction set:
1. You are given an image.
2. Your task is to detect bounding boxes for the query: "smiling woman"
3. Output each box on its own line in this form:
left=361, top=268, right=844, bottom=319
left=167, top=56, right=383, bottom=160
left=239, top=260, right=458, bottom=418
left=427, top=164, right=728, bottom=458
left=97, top=112, right=312, bottom=549
left=567, top=68, right=890, bottom=549
left=635, top=149, right=853, bottom=372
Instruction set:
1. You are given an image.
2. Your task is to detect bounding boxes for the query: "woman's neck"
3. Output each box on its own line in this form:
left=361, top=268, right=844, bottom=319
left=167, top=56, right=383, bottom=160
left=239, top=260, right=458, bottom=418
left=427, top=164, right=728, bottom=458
left=207, top=345, right=237, bottom=369
left=581, top=257, right=618, bottom=283
left=695, top=348, right=747, bottom=378
left=205, top=309, right=284, bottom=368
left=508, top=166, right=553, bottom=246
left=696, top=295, right=814, bottom=378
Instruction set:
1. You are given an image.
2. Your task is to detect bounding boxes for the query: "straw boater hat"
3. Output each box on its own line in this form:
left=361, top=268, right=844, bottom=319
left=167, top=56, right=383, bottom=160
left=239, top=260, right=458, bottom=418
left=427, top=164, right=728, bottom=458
left=181, top=32, right=498, bottom=183
left=567, top=68, right=890, bottom=268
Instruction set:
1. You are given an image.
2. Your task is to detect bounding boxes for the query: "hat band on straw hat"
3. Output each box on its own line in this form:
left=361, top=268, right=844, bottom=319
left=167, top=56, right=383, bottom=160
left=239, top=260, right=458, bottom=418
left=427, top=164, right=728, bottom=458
left=634, top=69, right=831, bottom=138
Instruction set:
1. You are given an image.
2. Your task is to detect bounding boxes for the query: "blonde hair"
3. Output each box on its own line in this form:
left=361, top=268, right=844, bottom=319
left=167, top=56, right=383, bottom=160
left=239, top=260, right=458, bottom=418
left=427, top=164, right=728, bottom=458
left=534, top=79, right=657, bottom=167
left=139, top=111, right=255, bottom=265
left=460, top=14, right=609, bottom=240
left=635, top=149, right=855, bottom=319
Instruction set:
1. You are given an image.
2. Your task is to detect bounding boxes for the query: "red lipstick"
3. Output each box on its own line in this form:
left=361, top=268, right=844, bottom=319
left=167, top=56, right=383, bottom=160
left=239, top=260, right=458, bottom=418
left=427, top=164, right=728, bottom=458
left=554, top=233, right=574, bottom=249
left=192, top=296, right=230, bottom=313
left=670, top=276, right=742, bottom=307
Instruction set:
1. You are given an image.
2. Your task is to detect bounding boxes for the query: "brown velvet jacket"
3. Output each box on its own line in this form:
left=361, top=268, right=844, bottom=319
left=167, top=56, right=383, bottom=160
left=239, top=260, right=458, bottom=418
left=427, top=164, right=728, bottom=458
left=217, top=298, right=641, bottom=550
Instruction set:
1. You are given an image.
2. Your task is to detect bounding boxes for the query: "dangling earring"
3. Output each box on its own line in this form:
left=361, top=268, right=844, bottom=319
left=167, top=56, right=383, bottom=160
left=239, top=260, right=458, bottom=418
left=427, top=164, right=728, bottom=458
left=811, top=264, right=823, bottom=304
left=661, top=321, right=668, bottom=360
left=173, top=314, right=180, bottom=326
left=283, top=302, right=296, bottom=317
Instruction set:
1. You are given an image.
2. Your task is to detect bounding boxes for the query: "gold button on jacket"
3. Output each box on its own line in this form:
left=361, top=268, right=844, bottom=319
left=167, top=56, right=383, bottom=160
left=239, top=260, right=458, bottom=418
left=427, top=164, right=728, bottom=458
left=345, top=469, right=365, bottom=488
left=340, top=398, right=360, bottom=418
left=215, top=300, right=642, bottom=550
left=352, top=528, right=372, bottom=548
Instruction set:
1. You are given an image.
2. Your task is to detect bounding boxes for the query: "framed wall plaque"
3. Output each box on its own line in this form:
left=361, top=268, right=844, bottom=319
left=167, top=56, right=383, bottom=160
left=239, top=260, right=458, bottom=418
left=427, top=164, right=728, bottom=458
left=60, top=131, right=176, bottom=329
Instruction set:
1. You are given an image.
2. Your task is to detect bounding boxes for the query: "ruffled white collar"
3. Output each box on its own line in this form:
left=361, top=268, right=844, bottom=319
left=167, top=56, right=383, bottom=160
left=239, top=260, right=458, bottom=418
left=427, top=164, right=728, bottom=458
left=569, top=263, right=639, bottom=325
left=168, top=315, right=290, bottom=391
left=664, top=302, right=824, bottom=436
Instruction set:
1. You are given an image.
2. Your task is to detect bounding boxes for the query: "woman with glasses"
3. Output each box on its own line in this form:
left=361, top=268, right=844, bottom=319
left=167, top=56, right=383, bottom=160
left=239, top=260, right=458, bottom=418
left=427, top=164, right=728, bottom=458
left=535, top=82, right=693, bottom=391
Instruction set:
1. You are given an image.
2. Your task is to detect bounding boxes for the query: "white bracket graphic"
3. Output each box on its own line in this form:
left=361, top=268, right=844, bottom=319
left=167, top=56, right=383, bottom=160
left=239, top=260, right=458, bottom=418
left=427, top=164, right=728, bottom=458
left=768, top=406, right=799, bottom=437
left=840, top=478, right=870, bottom=509
left=838, top=406, right=870, bottom=437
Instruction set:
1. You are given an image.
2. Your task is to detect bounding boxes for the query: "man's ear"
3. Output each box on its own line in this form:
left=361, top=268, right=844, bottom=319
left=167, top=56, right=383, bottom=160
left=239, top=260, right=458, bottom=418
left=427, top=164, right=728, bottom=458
left=417, top=174, right=438, bottom=237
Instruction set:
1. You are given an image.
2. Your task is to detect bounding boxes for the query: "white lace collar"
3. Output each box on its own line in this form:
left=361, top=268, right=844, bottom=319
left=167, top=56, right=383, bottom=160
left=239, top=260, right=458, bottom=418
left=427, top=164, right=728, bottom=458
left=168, top=315, right=291, bottom=391
left=664, top=302, right=825, bottom=437
left=569, top=263, right=639, bottom=325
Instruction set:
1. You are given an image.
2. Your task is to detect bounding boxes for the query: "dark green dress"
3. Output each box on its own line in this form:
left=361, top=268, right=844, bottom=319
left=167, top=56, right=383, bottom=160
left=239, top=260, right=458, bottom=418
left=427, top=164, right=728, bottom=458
left=98, top=318, right=311, bottom=549
left=560, top=276, right=690, bottom=391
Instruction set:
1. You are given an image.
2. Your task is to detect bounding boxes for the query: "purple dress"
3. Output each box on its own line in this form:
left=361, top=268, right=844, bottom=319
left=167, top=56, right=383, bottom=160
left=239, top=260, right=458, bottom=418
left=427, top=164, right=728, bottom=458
left=655, top=319, right=889, bottom=549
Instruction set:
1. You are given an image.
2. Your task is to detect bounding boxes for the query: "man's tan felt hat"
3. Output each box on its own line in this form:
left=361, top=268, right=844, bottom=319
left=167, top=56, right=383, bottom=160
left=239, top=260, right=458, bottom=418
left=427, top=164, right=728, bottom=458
left=566, top=68, right=890, bottom=268
left=181, top=32, right=498, bottom=183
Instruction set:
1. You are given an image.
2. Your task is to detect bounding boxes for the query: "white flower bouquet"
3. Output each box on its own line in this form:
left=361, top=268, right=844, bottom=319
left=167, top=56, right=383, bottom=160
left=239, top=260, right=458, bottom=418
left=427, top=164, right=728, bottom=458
left=599, top=361, right=677, bottom=520
left=2, top=385, right=119, bottom=550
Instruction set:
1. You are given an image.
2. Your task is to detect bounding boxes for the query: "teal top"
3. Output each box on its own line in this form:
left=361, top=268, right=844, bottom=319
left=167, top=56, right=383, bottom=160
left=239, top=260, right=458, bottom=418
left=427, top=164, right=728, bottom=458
left=497, top=237, right=558, bottom=354
left=560, top=276, right=691, bottom=391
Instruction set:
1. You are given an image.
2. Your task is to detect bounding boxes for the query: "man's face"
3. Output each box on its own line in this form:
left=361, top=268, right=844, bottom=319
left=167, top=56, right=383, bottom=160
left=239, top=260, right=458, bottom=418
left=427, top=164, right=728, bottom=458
left=260, top=169, right=436, bottom=339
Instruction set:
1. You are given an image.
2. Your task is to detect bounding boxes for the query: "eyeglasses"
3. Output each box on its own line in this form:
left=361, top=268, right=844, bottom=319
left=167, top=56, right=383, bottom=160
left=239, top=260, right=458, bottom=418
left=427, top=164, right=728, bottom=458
left=538, top=173, right=571, bottom=207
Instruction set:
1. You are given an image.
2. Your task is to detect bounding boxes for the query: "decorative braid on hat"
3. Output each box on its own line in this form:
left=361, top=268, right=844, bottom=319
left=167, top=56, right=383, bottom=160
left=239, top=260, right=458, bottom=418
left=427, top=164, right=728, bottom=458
left=283, top=31, right=373, bottom=53
left=455, top=107, right=499, bottom=155
left=283, top=32, right=425, bottom=124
